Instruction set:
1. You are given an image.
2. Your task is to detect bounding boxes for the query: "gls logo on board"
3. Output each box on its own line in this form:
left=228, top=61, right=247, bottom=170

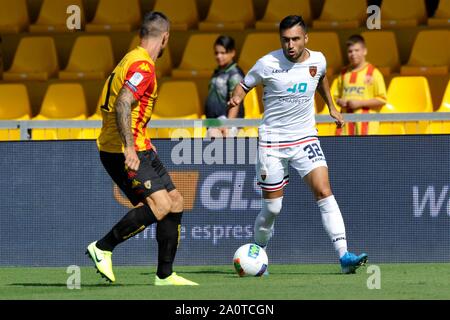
left=200, top=171, right=262, bottom=211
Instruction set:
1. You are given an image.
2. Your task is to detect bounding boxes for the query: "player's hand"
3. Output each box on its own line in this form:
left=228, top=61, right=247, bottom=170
left=330, top=109, right=345, bottom=128
left=124, top=146, right=140, bottom=171
left=227, top=96, right=242, bottom=108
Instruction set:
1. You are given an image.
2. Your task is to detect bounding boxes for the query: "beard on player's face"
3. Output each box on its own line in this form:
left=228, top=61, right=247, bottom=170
left=281, top=26, right=307, bottom=62
left=283, top=43, right=305, bottom=62
left=157, top=32, right=169, bottom=59
left=158, top=47, right=164, bottom=58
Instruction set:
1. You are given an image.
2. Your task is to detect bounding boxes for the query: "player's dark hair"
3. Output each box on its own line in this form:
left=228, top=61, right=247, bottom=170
left=346, top=34, right=366, bottom=47
left=214, top=35, right=236, bottom=52
left=140, top=11, right=170, bottom=39
left=279, top=15, right=307, bottom=33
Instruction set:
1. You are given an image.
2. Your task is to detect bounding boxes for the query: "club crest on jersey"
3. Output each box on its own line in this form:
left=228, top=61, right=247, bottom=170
left=309, top=66, right=317, bottom=77
left=260, top=169, right=267, bottom=181
left=365, top=75, right=374, bottom=85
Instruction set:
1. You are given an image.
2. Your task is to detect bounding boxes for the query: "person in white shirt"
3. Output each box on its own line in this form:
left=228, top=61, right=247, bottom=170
left=228, top=15, right=367, bottom=274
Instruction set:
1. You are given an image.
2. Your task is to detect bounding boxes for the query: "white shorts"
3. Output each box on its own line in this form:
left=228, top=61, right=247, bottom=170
left=256, top=136, right=328, bottom=192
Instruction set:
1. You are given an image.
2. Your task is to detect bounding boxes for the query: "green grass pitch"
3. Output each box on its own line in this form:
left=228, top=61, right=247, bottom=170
left=1, top=264, right=450, bottom=300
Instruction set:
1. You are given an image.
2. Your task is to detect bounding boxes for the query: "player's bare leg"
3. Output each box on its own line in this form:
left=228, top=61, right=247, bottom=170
left=304, top=166, right=368, bottom=273
left=145, top=189, right=173, bottom=220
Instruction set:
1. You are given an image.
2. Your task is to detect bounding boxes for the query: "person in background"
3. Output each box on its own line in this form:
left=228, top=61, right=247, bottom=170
left=334, top=34, right=387, bottom=135
left=205, top=35, right=245, bottom=138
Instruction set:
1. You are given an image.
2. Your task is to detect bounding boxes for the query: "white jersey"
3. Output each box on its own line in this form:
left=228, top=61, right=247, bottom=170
left=241, top=48, right=327, bottom=145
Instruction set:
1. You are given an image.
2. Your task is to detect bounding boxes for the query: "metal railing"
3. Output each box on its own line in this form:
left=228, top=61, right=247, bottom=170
left=0, top=112, right=449, bottom=140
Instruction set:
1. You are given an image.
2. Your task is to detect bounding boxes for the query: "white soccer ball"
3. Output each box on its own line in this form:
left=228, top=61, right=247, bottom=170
left=233, top=243, right=268, bottom=277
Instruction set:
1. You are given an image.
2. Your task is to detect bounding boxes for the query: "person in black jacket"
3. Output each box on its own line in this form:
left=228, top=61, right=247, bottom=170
left=205, top=35, right=245, bottom=138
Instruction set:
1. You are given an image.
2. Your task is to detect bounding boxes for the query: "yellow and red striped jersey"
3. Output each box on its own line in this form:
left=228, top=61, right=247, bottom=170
left=333, top=63, right=387, bottom=135
left=97, top=46, right=157, bottom=153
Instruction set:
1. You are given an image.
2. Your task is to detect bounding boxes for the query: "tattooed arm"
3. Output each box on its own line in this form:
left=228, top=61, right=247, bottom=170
left=115, top=87, right=140, bottom=171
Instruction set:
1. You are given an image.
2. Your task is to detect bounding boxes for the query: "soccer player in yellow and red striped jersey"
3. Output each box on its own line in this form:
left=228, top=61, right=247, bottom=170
left=97, top=46, right=157, bottom=153
left=86, top=12, right=197, bottom=286
left=333, top=35, right=387, bottom=135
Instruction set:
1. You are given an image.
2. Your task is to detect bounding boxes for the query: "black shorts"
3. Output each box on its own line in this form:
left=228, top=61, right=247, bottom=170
left=100, top=150, right=176, bottom=206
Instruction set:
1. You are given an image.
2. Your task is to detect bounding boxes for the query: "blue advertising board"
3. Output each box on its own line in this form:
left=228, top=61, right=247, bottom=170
left=0, top=136, right=449, bottom=266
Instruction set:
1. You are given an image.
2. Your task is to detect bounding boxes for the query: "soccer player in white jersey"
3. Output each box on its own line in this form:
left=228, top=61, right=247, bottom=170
left=228, top=15, right=368, bottom=274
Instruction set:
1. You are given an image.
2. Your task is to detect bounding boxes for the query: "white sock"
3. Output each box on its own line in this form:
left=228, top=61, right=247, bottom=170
left=317, top=195, right=348, bottom=258
left=254, top=197, right=283, bottom=247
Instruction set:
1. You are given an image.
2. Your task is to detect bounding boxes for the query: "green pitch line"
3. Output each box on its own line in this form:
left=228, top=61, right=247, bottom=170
left=1, top=264, right=450, bottom=300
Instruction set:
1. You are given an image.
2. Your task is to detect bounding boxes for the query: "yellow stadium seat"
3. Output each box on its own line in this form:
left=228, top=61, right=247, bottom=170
left=80, top=97, right=102, bottom=140
left=361, top=31, right=400, bottom=76
left=237, top=88, right=262, bottom=137
left=3, top=37, right=59, bottom=81
left=400, top=30, right=450, bottom=76
left=153, top=81, right=202, bottom=118
left=377, top=103, right=406, bottom=135
left=426, top=81, right=450, bottom=134
left=171, top=33, right=220, bottom=78
left=128, top=35, right=140, bottom=51
left=148, top=81, right=204, bottom=138
left=381, top=0, right=427, bottom=27
left=0, top=84, right=31, bottom=119
left=428, top=0, right=450, bottom=27
left=316, top=105, right=337, bottom=136
left=387, top=76, right=434, bottom=113
left=85, top=0, right=141, bottom=32
left=32, top=83, right=87, bottom=140
left=88, top=94, right=103, bottom=121
left=383, top=76, right=433, bottom=134
left=0, top=0, right=29, bottom=33
left=198, top=0, right=255, bottom=31
left=129, top=35, right=172, bottom=78
left=313, top=0, right=366, bottom=29
left=244, top=88, right=262, bottom=119
left=316, top=78, right=338, bottom=136
left=153, top=0, right=198, bottom=31
left=237, top=127, right=259, bottom=138
left=148, top=113, right=206, bottom=139
left=255, top=0, right=312, bottom=30
left=59, top=36, right=114, bottom=80
left=29, top=0, right=85, bottom=32
left=0, top=84, right=31, bottom=141
left=238, top=33, right=280, bottom=73
left=307, top=32, right=342, bottom=75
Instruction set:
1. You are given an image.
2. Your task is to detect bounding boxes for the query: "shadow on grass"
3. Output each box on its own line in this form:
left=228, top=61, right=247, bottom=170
left=140, top=270, right=342, bottom=276
left=9, top=283, right=144, bottom=287
left=140, top=269, right=235, bottom=276
left=277, top=271, right=343, bottom=275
